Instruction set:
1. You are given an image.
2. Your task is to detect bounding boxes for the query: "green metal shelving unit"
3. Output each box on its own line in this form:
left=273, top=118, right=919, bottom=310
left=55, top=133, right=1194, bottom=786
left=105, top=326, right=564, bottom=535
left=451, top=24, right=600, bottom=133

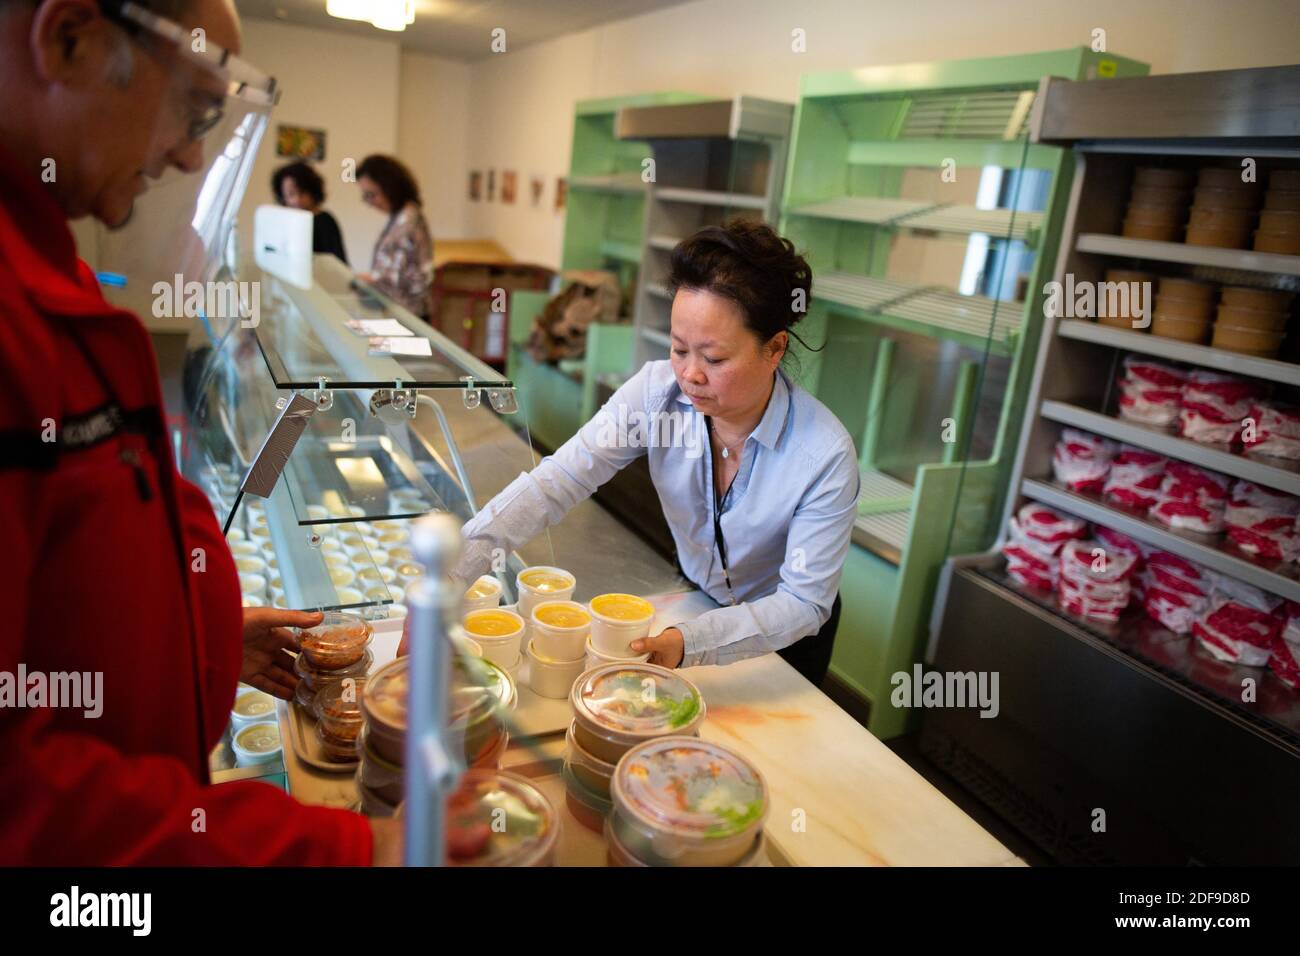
left=778, top=48, right=1148, bottom=739
left=508, top=92, right=704, bottom=451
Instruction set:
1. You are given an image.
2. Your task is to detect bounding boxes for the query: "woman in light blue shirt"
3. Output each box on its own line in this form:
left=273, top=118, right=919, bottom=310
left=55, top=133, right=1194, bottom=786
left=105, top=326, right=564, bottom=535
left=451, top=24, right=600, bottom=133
left=455, top=221, right=861, bottom=686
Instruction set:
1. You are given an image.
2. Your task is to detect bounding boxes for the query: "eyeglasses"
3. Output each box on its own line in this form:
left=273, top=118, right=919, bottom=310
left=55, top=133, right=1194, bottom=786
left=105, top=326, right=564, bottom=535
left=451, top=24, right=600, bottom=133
left=97, top=0, right=277, bottom=141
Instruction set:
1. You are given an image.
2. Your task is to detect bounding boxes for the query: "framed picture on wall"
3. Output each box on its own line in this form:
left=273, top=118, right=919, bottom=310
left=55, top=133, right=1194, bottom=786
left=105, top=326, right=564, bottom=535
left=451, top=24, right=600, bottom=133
left=469, top=171, right=482, bottom=201
left=502, top=170, right=517, bottom=204
left=554, top=177, right=567, bottom=212
left=530, top=176, right=545, bottom=207
left=275, top=125, right=326, bottom=161
left=487, top=169, right=496, bottom=201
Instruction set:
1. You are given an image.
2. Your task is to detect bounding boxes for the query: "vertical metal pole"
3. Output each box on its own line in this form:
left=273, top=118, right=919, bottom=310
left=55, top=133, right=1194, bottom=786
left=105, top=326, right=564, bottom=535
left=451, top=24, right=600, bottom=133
left=403, top=512, right=464, bottom=867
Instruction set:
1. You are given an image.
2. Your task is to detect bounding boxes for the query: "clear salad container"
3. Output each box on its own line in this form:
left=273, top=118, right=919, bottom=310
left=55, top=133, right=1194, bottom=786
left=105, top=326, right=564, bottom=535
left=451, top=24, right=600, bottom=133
left=437, top=770, right=558, bottom=866
left=609, top=736, right=768, bottom=867
left=561, top=761, right=612, bottom=834
left=569, top=663, right=705, bottom=765
left=313, top=678, right=366, bottom=761
left=565, top=720, right=616, bottom=797
left=604, top=816, right=767, bottom=868
left=298, top=612, right=373, bottom=670
left=294, top=648, right=373, bottom=698
left=361, top=653, right=515, bottom=766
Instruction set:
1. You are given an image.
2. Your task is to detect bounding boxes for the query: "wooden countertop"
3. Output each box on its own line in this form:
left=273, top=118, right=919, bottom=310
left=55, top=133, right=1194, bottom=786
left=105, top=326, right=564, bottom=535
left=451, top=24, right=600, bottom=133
left=278, top=592, right=1021, bottom=867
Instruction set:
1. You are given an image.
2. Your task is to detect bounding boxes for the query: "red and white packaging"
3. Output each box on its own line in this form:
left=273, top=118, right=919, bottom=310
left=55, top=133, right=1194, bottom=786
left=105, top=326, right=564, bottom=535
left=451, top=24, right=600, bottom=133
left=1211, top=574, right=1285, bottom=616
left=1283, top=601, right=1300, bottom=645
left=1103, top=446, right=1168, bottom=510
left=1269, top=635, right=1300, bottom=691
left=1001, top=504, right=1085, bottom=590
left=1094, top=525, right=1145, bottom=563
left=1147, top=462, right=1231, bottom=533
left=1192, top=598, right=1282, bottom=666
left=1139, top=555, right=1212, bottom=634
left=1117, top=356, right=1187, bottom=428
left=1224, top=480, right=1300, bottom=562
left=1052, top=428, right=1117, bottom=493
left=1242, top=402, right=1300, bottom=461
left=1143, top=548, right=1209, bottom=587
left=1178, top=370, right=1262, bottom=446
left=1056, top=538, right=1136, bottom=621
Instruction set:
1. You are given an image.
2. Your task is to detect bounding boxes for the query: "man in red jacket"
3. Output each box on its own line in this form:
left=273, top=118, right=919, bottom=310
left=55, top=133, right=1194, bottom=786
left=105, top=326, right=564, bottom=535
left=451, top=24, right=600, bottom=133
left=0, top=0, right=399, bottom=864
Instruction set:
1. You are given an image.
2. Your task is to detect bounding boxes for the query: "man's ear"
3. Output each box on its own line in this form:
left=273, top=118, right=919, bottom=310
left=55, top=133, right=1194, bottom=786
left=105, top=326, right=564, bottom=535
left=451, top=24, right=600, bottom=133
left=29, top=0, right=113, bottom=86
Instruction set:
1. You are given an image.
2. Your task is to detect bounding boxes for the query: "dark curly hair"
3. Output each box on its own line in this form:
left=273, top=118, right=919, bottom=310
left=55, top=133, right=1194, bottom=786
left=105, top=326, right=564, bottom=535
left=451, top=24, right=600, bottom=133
left=271, top=161, right=326, bottom=206
left=357, top=154, right=422, bottom=211
left=667, top=219, right=817, bottom=354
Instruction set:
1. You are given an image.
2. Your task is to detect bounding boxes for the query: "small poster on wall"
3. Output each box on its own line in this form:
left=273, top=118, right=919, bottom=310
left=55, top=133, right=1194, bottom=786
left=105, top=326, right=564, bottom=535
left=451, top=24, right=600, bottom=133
left=487, top=169, right=496, bottom=201
left=501, top=170, right=517, bottom=204
left=554, top=176, right=567, bottom=212
left=275, top=124, right=326, bottom=160
left=530, top=176, right=545, bottom=207
left=468, top=171, right=482, bottom=201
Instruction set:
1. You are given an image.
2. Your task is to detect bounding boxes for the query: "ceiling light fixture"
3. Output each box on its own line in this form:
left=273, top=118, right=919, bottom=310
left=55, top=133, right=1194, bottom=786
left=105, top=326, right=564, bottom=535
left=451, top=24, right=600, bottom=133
left=326, top=0, right=415, bottom=32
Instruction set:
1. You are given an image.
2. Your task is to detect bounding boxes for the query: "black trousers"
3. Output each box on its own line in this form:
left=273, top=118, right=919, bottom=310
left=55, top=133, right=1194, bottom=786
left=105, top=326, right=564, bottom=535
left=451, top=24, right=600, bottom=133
left=777, top=592, right=842, bottom=689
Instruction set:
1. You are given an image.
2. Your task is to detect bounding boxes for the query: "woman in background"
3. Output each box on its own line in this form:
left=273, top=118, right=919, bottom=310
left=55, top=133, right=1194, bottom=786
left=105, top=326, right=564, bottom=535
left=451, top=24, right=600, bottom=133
left=271, top=161, right=348, bottom=264
left=356, top=154, right=434, bottom=320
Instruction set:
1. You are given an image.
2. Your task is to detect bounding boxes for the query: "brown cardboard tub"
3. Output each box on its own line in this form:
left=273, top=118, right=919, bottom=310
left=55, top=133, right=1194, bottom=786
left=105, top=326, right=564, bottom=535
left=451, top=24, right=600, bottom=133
left=1153, top=295, right=1213, bottom=323
left=1135, top=167, right=1196, bottom=189
left=1216, top=302, right=1289, bottom=331
left=1192, top=184, right=1262, bottom=210
left=1157, top=276, right=1216, bottom=304
left=1211, top=323, right=1284, bottom=357
left=1254, top=231, right=1300, bottom=255
left=1129, top=184, right=1191, bottom=207
left=1185, top=223, right=1250, bottom=248
left=1188, top=205, right=1257, bottom=233
left=1122, top=218, right=1181, bottom=242
left=1221, top=286, right=1293, bottom=312
left=1266, top=190, right=1300, bottom=212
left=1270, top=170, right=1300, bottom=192
left=1151, top=312, right=1210, bottom=343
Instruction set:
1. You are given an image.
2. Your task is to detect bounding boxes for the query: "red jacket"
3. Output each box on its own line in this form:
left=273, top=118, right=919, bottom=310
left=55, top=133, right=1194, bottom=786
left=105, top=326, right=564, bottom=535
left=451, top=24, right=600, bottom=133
left=0, top=145, right=372, bottom=865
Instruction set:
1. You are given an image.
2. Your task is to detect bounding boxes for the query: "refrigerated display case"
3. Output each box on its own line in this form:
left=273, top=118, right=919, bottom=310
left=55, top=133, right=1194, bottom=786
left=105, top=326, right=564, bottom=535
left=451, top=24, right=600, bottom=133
left=923, top=63, right=1300, bottom=864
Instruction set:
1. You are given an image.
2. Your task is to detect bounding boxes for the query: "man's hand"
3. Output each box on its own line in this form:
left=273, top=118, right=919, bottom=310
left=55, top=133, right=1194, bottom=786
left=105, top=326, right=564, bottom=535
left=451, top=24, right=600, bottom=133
left=631, top=627, right=684, bottom=669
left=240, top=607, right=323, bottom=699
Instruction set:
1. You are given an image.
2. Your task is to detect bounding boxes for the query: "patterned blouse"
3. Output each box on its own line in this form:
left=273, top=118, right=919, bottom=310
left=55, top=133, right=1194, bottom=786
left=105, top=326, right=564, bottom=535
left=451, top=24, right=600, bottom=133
left=370, top=202, right=433, bottom=318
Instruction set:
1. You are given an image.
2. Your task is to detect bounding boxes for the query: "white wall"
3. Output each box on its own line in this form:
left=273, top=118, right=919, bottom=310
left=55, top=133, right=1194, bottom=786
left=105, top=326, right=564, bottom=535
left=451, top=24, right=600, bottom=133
left=238, top=18, right=401, bottom=271
left=457, top=0, right=1300, bottom=268
left=398, top=51, right=472, bottom=241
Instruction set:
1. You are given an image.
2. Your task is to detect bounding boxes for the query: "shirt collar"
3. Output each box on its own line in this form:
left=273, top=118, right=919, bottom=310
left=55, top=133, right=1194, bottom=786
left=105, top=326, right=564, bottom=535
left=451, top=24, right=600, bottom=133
left=672, top=367, right=792, bottom=451
left=0, top=141, right=116, bottom=319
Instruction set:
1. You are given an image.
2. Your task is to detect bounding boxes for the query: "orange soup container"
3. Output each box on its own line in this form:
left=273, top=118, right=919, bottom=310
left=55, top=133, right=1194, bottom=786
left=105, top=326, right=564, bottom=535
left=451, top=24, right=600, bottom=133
left=515, top=566, right=576, bottom=620
left=588, top=593, right=656, bottom=657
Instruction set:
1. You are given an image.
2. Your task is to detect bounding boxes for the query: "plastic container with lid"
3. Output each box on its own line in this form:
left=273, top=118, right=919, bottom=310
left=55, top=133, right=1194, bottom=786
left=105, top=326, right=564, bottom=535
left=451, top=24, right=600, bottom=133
left=526, top=639, right=587, bottom=699
left=1128, top=183, right=1190, bottom=207
left=231, top=721, right=282, bottom=767
left=563, top=761, right=613, bottom=833
left=605, top=816, right=766, bottom=868
left=1124, top=201, right=1182, bottom=226
left=1188, top=205, right=1257, bottom=233
left=463, top=575, right=503, bottom=612
left=314, top=678, right=366, bottom=741
left=1134, top=166, right=1195, bottom=190
left=1185, top=223, right=1250, bottom=249
left=231, top=688, right=276, bottom=730
left=398, top=769, right=559, bottom=866
left=1152, top=295, right=1213, bottom=323
left=462, top=608, right=525, bottom=669
left=1221, top=286, right=1293, bottom=312
left=315, top=721, right=360, bottom=762
left=1151, top=313, right=1210, bottom=343
left=357, top=565, right=397, bottom=588
left=530, top=600, right=591, bottom=661
left=361, top=653, right=515, bottom=766
left=1158, top=276, right=1217, bottom=304
left=570, top=662, right=705, bottom=765
left=1259, top=209, right=1300, bottom=234
left=585, top=634, right=650, bottom=670
left=1121, top=218, right=1179, bottom=242
left=609, top=736, right=768, bottom=867
left=587, top=593, right=655, bottom=657
left=565, top=720, right=616, bottom=797
left=1198, top=167, right=1262, bottom=191
left=295, top=647, right=372, bottom=690
left=299, top=611, right=373, bottom=670
left=238, top=572, right=266, bottom=598
left=1191, top=185, right=1261, bottom=210
left=515, top=566, right=576, bottom=619
left=1265, top=189, right=1300, bottom=212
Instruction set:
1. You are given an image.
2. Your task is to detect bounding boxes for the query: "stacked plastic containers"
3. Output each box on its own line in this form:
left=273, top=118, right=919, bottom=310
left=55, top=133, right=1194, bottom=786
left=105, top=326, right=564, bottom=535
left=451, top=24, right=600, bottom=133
left=1255, top=170, right=1300, bottom=255
left=1052, top=429, right=1116, bottom=493
left=438, top=769, right=560, bottom=866
left=585, top=593, right=655, bottom=668
left=1118, top=356, right=1186, bottom=427
left=1149, top=462, right=1231, bottom=533
left=1136, top=549, right=1212, bottom=635
left=564, top=662, right=705, bottom=834
left=520, top=569, right=590, bottom=699
left=1057, top=538, right=1137, bottom=623
left=357, top=650, right=516, bottom=817
left=1224, top=481, right=1300, bottom=562
left=1193, top=578, right=1284, bottom=667
left=1211, top=288, right=1293, bottom=358
left=293, top=612, right=374, bottom=713
left=606, top=737, right=770, bottom=867
left=1178, top=370, right=1261, bottom=444
left=1103, top=446, right=1168, bottom=510
left=1121, top=167, right=1193, bottom=242
left=1152, top=277, right=1217, bottom=343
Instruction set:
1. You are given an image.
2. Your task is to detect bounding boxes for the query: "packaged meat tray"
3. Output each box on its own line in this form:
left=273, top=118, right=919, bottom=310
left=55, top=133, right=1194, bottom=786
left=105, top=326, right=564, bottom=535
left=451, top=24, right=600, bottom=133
left=1103, top=446, right=1168, bottom=510
left=1052, top=429, right=1117, bottom=493
left=1242, top=402, right=1300, bottom=461
left=1193, top=599, right=1282, bottom=666
left=1148, top=462, right=1231, bottom=533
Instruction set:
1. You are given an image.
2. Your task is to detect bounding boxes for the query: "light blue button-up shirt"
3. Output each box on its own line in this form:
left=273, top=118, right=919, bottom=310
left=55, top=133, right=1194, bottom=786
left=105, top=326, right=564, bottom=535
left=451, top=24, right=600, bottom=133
left=455, top=359, right=861, bottom=667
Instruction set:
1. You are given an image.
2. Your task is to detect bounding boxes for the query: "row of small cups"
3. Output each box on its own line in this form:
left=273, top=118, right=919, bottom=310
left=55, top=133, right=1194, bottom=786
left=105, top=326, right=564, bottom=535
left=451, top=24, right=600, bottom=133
left=460, top=567, right=657, bottom=699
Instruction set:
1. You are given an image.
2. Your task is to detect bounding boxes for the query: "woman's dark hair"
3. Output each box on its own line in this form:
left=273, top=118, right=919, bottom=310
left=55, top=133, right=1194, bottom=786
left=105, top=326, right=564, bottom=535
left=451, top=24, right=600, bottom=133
left=667, top=219, right=817, bottom=355
left=356, top=154, right=422, bottom=211
left=271, top=161, right=326, bottom=206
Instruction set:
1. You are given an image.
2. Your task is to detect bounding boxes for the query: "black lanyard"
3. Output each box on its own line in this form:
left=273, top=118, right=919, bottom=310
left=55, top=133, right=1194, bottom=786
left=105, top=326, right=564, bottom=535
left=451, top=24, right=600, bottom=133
left=705, top=416, right=738, bottom=603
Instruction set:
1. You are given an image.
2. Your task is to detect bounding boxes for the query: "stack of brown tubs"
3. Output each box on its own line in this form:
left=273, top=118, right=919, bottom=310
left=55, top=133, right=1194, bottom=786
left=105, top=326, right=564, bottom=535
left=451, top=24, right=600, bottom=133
left=1122, top=167, right=1194, bottom=242
left=1186, top=167, right=1263, bottom=248
left=1152, top=277, right=1217, bottom=343
left=1212, top=287, right=1294, bottom=357
left=1255, top=170, right=1300, bottom=255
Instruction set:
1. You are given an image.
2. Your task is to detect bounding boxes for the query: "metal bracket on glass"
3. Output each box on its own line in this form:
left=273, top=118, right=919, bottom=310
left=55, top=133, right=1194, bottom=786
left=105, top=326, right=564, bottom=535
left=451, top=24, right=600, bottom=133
left=369, top=383, right=417, bottom=424
left=486, top=387, right=518, bottom=415
left=305, top=376, right=334, bottom=413
left=460, top=375, right=480, bottom=409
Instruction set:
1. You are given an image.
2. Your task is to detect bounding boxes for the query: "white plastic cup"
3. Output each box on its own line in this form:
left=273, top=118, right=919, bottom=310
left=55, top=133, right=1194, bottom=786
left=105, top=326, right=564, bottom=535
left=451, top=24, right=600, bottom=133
left=526, top=639, right=588, bottom=699
left=588, top=593, right=655, bottom=657
left=584, top=634, right=650, bottom=670
left=515, top=566, right=576, bottom=621
left=239, top=572, right=267, bottom=599
left=234, top=555, right=267, bottom=577
left=462, top=608, right=526, bottom=670
left=229, top=540, right=260, bottom=558
left=231, top=721, right=282, bottom=767
left=463, top=575, right=503, bottom=613
left=530, top=600, right=591, bottom=662
left=231, top=688, right=276, bottom=730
